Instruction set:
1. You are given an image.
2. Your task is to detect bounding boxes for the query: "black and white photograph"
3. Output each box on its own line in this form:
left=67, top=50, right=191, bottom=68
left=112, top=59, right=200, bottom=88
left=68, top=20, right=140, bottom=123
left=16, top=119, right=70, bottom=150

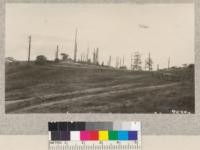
left=5, top=3, right=194, bottom=114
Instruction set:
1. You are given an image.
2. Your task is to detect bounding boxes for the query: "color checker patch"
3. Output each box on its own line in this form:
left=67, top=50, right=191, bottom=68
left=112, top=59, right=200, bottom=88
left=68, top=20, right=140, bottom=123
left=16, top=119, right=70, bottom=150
left=109, top=131, right=118, bottom=140
left=48, top=121, right=140, bottom=142
left=90, top=131, right=99, bottom=140
left=118, top=131, right=128, bottom=140
left=128, top=131, right=138, bottom=140
left=71, top=131, right=80, bottom=141
left=99, top=130, right=108, bottom=141
left=80, top=131, right=90, bottom=140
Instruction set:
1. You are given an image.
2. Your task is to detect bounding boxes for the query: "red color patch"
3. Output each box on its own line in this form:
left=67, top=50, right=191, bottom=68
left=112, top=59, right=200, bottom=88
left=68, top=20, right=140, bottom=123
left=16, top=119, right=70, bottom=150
left=90, top=131, right=99, bottom=140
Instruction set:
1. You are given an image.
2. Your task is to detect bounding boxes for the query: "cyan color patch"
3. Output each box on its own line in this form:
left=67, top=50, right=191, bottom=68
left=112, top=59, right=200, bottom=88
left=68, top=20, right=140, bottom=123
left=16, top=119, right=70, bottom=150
left=118, top=131, right=128, bottom=140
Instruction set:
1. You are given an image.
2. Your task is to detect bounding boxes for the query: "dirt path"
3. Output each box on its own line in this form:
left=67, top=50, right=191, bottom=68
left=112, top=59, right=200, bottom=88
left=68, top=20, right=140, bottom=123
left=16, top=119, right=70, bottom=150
left=10, top=82, right=179, bottom=113
left=6, top=81, right=143, bottom=104
left=6, top=81, right=144, bottom=112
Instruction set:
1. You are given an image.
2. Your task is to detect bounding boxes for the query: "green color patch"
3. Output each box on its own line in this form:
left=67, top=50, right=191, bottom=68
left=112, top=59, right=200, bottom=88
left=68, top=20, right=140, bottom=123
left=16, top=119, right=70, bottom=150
left=109, top=131, right=118, bottom=140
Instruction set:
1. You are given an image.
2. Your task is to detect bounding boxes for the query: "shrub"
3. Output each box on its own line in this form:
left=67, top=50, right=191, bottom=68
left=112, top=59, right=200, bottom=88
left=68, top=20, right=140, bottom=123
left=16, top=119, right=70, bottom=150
left=35, top=55, right=47, bottom=65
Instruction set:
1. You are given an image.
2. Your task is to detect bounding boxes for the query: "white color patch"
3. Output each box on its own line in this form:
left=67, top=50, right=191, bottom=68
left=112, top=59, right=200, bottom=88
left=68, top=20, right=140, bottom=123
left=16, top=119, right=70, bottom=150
left=70, top=131, right=80, bottom=141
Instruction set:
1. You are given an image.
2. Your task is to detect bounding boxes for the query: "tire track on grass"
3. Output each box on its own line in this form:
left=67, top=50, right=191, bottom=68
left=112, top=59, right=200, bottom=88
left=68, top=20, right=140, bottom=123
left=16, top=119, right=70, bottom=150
left=11, top=82, right=179, bottom=113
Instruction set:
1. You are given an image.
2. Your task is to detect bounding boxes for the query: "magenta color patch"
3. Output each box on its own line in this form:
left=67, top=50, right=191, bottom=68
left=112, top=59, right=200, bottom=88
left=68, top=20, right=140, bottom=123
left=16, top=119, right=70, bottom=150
left=80, top=131, right=90, bottom=140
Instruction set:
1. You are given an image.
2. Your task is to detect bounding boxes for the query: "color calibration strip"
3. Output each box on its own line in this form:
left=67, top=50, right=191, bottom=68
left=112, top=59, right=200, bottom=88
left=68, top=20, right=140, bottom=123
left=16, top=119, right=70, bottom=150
left=48, top=121, right=141, bottom=150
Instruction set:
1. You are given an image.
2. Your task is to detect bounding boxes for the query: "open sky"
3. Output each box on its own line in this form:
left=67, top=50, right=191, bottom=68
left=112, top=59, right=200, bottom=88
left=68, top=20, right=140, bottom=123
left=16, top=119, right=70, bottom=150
left=6, top=3, right=194, bottom=69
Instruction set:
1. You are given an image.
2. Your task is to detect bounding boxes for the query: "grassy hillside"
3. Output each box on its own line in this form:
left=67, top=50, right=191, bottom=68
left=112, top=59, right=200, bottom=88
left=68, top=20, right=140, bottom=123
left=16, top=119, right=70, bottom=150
left=5, top=62, right=194, bottom=113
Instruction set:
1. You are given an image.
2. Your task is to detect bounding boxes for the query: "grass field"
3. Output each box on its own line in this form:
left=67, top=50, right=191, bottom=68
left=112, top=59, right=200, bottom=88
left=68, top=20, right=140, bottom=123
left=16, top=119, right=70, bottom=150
left=5, top=62, right=194, bottom=113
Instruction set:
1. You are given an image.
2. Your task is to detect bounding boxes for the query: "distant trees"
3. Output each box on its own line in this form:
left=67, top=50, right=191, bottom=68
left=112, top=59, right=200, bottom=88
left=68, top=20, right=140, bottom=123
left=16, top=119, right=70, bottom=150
left=93, top=48, right=99, bottom=65
left=5, top=57, right=19, bottom=66
left=145, top=52, right=153, bottom=71
left=35, top=55, right=47, bottom=65
left=182, top=64, right=188, bottom=68
left=188, top=64, right=194, bottom=69
left=60, top=53, right=69, bottom=61
left=132, top=52, right=142, bottom=71
left=130, top=51, right=154, bottom=71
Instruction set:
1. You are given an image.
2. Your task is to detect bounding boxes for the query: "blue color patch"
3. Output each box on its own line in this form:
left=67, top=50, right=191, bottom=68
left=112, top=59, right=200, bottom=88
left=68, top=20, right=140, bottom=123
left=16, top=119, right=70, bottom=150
left=128, top=131, right=138, bottom=140
left=118, top=131, right=128, bottom=140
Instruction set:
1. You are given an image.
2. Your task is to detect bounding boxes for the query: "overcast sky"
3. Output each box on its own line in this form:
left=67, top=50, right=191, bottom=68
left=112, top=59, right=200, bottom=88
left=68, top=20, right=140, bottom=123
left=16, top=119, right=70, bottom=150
left=6, top=3, right=194, bottom=69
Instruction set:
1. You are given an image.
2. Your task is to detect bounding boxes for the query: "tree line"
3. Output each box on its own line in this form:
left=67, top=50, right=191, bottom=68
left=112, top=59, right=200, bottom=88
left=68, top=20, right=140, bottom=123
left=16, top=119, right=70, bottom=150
left=131, top=51, right=153, bottom=71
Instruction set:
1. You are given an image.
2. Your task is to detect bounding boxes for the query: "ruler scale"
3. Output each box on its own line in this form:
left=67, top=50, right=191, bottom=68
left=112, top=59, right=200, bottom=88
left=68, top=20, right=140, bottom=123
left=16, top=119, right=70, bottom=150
left=48, top=121, right=141, bottom=150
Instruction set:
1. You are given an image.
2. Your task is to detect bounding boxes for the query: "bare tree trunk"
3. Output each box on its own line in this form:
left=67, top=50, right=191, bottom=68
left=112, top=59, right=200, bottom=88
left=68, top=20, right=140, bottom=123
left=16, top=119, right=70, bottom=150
left=74, top=28, right=78, bottom=62
left=168, top=57, right=170, bottom=70
left=28, top=35, right=31, bottom=63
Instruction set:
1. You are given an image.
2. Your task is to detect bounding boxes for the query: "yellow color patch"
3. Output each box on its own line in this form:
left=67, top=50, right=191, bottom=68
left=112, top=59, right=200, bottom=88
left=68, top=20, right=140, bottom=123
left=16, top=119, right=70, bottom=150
left=99, top=130, right=108, bottom=141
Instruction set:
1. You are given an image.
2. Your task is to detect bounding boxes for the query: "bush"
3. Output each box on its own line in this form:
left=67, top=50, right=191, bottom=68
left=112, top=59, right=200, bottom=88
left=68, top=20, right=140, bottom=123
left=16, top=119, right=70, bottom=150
left=35, top=55, right=47, bottom=65
left=188, top=64, right=194, bottom=69
left=54, top=58, right=59, bottom=63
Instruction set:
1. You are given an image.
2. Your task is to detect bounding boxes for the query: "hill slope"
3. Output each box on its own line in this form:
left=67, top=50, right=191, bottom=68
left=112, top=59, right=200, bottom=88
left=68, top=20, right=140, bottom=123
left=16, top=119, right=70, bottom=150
left=5, top=63, right=194, bottom=113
